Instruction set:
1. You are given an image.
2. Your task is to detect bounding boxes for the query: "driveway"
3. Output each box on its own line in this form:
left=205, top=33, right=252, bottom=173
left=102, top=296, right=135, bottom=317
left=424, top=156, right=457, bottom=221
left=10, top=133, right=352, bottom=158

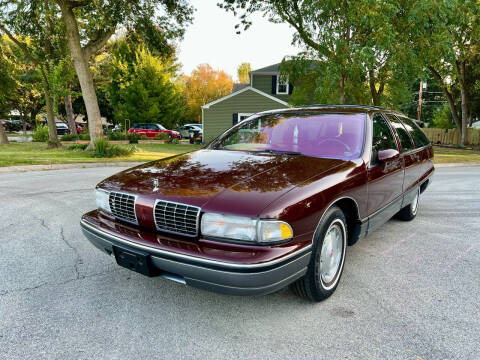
left=0, top=166, right=479, bottom=359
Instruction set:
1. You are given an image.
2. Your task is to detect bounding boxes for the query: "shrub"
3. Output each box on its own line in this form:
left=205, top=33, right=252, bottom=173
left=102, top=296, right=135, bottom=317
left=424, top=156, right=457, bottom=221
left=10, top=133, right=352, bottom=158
left=32, top=125, right=49, bottom=142
left=127, top=133, right=140, bottom=143
left=61, top=134, right=78, bottom=141
left=92, top=139, right=136, bottom=158
left=67, top=144, right=88, bottom=151
left=78, top=132, right=90, bottom=140
left=153, top=133, right=169, bottom=141
left=108, top=131, right=127, bottom=141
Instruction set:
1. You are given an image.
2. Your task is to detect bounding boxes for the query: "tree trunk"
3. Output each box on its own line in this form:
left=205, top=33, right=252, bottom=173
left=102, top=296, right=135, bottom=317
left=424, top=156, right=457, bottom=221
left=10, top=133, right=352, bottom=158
left=0, top=124, right=9, bottom=144
left=45, top=94, right=60, bottom=148
left=428, top=66, right=462, bottom=130
left=22, top=115, right=27, bottom=136
left=458, top=61, right=468, bottom=146
left=58, top=2, right=103, bottom=150
left=64, top=94, right=77, bottom=135
left=339, top=72, right=346, bottom=104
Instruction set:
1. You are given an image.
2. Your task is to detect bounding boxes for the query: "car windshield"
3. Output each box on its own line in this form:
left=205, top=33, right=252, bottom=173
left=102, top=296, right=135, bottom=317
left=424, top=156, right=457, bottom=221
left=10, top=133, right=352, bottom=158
left=211, top=112, right=366, bottom=160
left=158, top=124, right=166, bottom=130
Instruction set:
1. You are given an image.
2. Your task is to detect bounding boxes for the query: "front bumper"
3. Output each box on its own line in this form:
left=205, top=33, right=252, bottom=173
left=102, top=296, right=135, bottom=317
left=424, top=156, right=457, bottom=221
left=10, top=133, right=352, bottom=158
left=80, top=218, right=311, bottom=296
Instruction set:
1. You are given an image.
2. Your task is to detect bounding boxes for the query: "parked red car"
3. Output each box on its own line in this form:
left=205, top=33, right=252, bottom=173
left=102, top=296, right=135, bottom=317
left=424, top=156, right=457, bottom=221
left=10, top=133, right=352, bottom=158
left=81, top=106, right=434, bottom=301
left=128, top=123, right=180, bottom=139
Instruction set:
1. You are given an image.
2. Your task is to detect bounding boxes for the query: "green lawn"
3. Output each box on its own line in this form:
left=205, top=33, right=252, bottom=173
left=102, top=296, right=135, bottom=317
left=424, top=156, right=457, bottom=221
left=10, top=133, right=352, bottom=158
left=0, top=142, right=479, bottom=168
left=0, top=142, right=202, bottom=167
left=433, top=146, right=480, bottom=164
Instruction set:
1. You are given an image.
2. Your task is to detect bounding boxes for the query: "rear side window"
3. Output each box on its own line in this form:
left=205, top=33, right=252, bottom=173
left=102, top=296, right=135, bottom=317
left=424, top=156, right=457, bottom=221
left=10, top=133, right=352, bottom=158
left=371, top=113, right=398, bottom=164
left=399, top=117, right=430, bottom=148
left=385, top=114, right=414, bottom=152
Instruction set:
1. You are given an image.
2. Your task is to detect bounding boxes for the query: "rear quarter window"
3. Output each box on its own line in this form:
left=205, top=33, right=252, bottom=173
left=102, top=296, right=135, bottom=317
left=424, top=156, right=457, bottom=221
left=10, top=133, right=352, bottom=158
left=384, top=114, right=414, bottom=152
left=399, top=117, right=430, bottom=148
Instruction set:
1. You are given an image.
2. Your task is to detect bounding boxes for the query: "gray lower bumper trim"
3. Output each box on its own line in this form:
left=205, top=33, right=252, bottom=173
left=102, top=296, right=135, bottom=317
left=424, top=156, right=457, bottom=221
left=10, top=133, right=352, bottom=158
left=80, top=220, right=311, bottom=295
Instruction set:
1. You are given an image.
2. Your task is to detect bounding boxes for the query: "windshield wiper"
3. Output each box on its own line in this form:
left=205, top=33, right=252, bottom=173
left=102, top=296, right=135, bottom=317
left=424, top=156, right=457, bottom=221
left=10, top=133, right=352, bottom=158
left=255, top=149, right=304, bottom=156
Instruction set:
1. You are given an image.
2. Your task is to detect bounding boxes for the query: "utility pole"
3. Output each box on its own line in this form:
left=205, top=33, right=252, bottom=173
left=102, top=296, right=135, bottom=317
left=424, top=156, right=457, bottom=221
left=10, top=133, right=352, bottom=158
left=417, top=81, right=423, bottom=121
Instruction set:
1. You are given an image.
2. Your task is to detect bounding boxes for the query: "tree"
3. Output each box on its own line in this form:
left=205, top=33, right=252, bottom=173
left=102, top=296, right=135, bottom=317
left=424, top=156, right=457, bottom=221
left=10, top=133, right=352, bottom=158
left=0, top=36, right=45, bottom=135
left=237, top=62, right=251, bottom=83
left=410, top=0, right=480, bottom=145
left=0, top=1, right=71, bottom=147
left=55, top=0, right=194, bottom=149
left=106, top=43, right=185, bottom=129
left=219, top=0, right=418, bottom=106
left=183, top=64, right=233, bottom=122
left=0, top=41, right=13, bottom=144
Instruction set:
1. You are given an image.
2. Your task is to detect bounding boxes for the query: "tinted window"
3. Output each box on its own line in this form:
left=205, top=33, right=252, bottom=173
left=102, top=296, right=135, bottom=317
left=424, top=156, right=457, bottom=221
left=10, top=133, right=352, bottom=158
left=148, top=124, right=158, bottom=130
left=212, top=112, right=366, bottom=160
left=399, top=117, right=430, bottom=148
left=371, top=113, right=398, bottom=164
left=385, top=114, right=414, bottom=152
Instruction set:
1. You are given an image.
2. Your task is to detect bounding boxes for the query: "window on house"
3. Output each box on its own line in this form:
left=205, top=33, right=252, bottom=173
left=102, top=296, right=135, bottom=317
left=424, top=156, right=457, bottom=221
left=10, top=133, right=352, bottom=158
left=276, top=75, right=289, bottom=94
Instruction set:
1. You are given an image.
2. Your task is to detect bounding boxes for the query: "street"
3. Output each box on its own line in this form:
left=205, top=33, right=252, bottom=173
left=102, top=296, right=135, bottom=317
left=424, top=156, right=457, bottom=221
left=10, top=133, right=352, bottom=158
left=0, top=166, right=479, bottom=359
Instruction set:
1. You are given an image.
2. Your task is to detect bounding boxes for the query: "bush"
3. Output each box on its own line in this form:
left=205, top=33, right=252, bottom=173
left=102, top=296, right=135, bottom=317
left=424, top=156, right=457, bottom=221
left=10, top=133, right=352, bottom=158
left=78, top=132, right=90, bottom=140
left=431, top=105, right=456, bottom=129
left=108, top=131, right=127, bottom=140
left=92, top=139, right=136, bottom=158
left=32, top=125, right=49, bottom=142
left=67, top=144, right=88, bottom=151
left=127, top=133, right=140, bottom=143
left=153, top=133, right=169, bottom=141
left=61, top=134, right=78, bottom=141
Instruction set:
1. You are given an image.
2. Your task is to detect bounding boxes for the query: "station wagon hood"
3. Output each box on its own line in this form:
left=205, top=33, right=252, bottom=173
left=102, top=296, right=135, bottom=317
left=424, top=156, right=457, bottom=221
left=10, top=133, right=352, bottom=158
left=98, top=149, right=349, bottom=216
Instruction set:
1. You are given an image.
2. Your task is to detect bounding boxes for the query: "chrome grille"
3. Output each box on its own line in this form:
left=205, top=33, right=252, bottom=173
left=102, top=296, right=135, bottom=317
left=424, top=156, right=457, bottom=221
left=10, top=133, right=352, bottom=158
left=109, top=191, right=137, bottom=225
left=154, top=200, right=200, bottom=237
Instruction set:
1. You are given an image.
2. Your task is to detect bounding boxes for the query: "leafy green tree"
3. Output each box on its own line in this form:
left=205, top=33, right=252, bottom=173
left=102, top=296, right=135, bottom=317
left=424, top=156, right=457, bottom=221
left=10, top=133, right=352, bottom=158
left=0, top=1, right=71, bottom=147
left=220, top=0, right=417, bottom=106
left=54, top=0, right=194, bottom=148
left=411, top=0, right=480, bottom=145
left=237, top=62, right=251, bottom=84
left=106, top=44, right=185, bottom=129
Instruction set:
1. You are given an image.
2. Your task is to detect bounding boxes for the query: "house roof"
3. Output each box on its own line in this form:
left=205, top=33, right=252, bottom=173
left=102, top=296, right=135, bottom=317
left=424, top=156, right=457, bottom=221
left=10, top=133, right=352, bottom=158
left=201, top=86, right=289, bottom=109
left=249, top=63, right=281, bottom=74
left=232, top=83, right=250, bottom=93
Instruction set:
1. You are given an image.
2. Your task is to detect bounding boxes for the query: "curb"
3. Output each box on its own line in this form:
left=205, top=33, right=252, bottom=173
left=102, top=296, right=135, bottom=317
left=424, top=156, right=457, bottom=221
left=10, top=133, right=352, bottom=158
left=435, top=162, right=480, bottom=168
left=0, top=162, right=144, bottom=173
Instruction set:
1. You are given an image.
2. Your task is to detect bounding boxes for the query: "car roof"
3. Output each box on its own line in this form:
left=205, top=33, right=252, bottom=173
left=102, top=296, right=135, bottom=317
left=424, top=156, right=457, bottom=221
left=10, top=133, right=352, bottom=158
left=256, top=104, right=406, bottom=118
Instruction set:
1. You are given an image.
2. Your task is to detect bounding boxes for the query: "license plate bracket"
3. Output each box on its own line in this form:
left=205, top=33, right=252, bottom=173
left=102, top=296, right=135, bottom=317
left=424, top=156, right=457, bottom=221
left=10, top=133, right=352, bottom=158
left=113, top=246, right=158, bottom=277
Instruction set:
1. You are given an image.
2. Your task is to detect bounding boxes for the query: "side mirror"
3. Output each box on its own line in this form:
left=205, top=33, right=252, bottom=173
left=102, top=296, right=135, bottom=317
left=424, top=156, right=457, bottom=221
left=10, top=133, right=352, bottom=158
left=378, top=149, right=399, bottom=162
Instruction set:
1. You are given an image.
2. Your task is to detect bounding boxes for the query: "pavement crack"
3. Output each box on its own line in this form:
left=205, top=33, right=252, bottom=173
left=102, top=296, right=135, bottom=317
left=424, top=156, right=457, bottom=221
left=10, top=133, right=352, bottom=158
left=0, top=269, right=117, bottom=297
left=34, top=217, right=51, bottom=231
left=59, top=226, right=83, bottom=279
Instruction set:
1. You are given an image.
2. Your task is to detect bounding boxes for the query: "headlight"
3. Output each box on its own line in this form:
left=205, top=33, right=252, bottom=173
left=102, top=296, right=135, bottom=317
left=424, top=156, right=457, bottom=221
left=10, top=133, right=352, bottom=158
left=201, top=213, right=257, bottom=241
left=95, top=188, right=111, bottom=214
left=200, top=213, right=293, bottom=244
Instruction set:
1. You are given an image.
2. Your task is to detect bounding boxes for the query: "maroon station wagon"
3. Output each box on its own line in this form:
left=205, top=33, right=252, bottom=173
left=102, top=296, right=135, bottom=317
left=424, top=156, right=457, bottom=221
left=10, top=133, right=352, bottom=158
left=81, top=105, right=434, bottom=301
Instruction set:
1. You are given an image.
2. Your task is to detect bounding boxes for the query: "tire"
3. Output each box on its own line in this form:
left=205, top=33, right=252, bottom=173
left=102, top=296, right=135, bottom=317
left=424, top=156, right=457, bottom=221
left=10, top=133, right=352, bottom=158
left=292, top=206, right=347, bottom=302
left=396, top=187, right=420, bottom=221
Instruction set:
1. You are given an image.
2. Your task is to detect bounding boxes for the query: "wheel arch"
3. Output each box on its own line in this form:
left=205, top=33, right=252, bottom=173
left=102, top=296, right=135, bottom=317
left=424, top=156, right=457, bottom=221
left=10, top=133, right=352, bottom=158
left=315, top=196, right=362, bottom=246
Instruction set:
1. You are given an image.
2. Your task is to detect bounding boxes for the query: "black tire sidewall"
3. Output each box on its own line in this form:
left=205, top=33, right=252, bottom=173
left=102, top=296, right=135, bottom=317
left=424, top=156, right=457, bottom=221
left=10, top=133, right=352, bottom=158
left=306, top=206, right=347, bottom=300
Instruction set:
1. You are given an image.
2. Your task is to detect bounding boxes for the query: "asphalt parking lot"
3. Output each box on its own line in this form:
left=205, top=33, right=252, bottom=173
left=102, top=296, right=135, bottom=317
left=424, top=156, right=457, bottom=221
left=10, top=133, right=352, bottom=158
left=1, top=166, right=479, bottom=359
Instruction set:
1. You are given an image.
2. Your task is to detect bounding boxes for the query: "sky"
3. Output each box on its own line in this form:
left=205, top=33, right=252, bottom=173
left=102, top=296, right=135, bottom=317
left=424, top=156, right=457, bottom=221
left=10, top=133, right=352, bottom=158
left=177, top=0, right=302, bottom=81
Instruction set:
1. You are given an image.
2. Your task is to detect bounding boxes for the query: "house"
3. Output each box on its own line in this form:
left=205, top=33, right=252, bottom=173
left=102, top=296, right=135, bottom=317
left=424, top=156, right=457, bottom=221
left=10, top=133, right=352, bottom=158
left=201, top=63, right=293, bottom=143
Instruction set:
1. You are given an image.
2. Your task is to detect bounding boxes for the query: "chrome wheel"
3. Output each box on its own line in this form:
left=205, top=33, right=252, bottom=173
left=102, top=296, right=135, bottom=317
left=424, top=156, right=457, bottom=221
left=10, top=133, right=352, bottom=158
left=411, top=190, right=419, bottom=215
left=320, top=219, right=345, bottom=287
